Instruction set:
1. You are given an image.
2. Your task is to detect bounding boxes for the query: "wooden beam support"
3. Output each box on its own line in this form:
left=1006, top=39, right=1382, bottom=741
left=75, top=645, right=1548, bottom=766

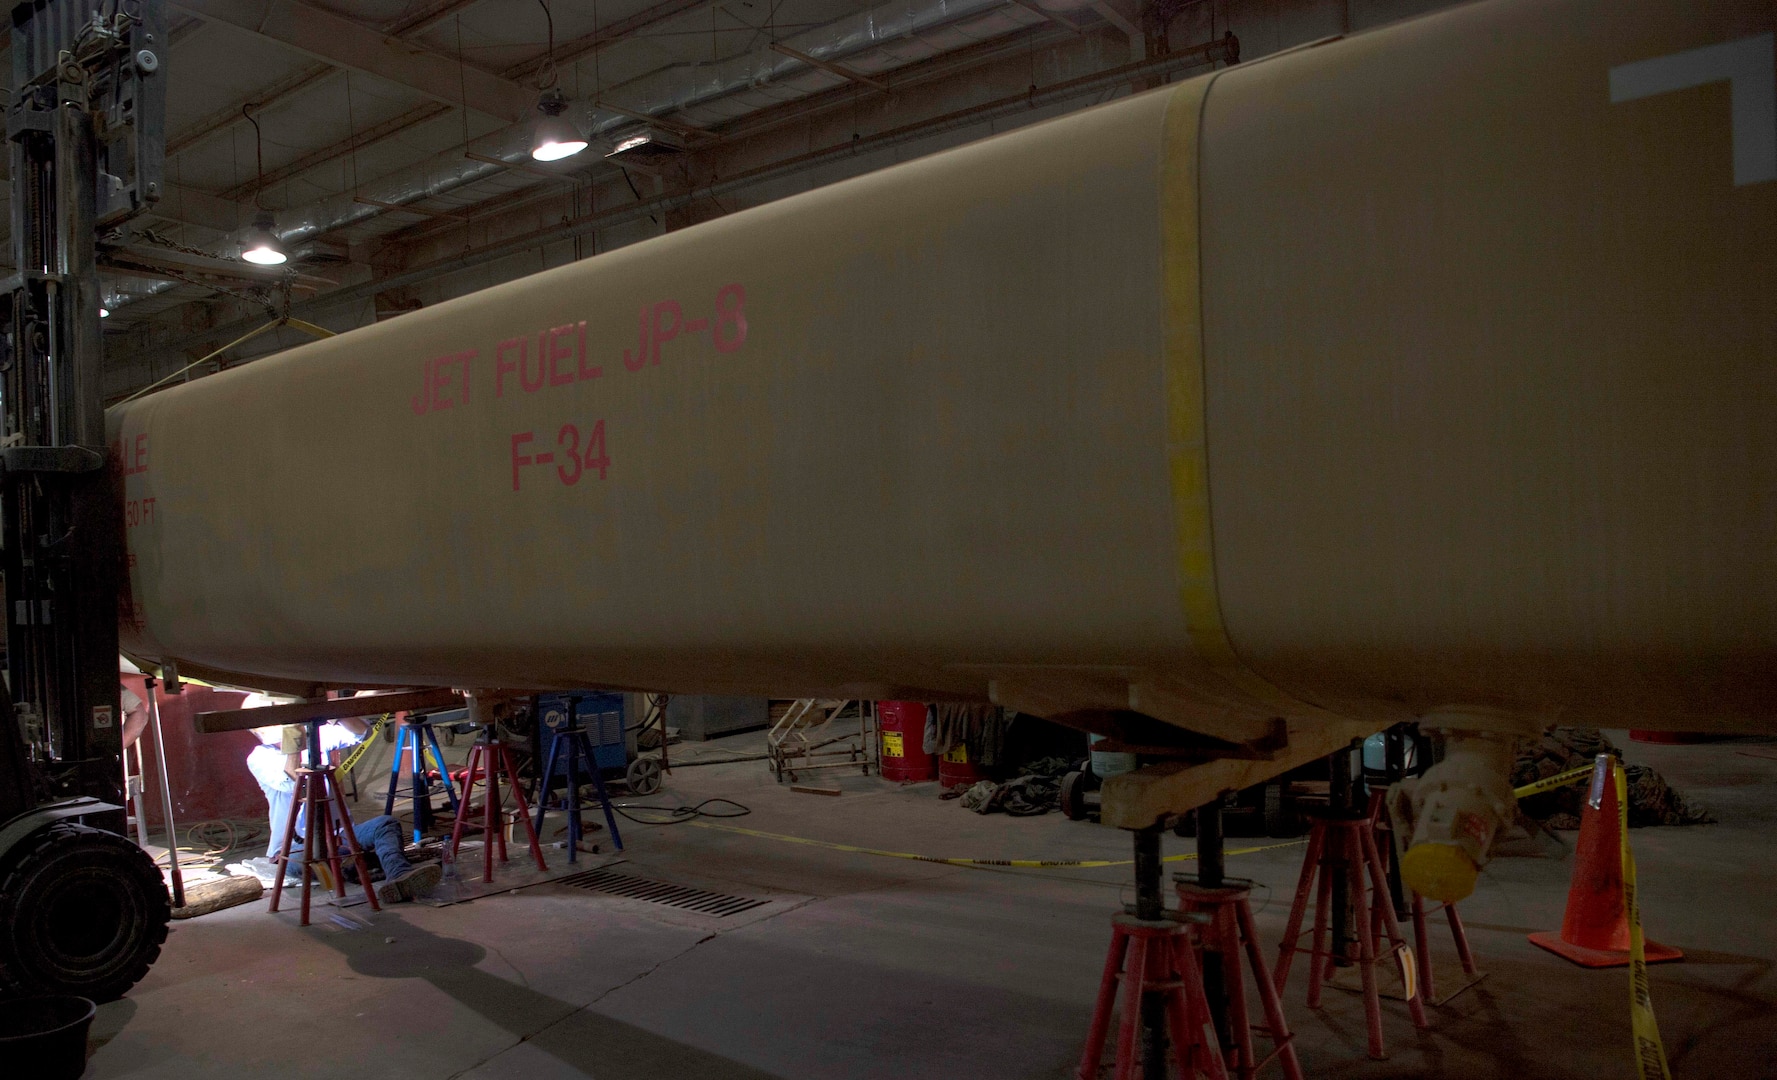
left=988, top=672, right=1129, bottom=718
left=1127, top=681, right=1280, bottom=746
left=195, top=688, right=462, bottom=733
left=1099, top=719, right=1381, bottom=830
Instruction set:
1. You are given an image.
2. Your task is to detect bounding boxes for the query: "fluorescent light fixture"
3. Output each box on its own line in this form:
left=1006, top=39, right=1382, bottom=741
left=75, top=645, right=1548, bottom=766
left=241, top=211, right=287, bottom=266
left=531, top=87, right=586, bottom=162
left=607, top=133, right=652, bottom=157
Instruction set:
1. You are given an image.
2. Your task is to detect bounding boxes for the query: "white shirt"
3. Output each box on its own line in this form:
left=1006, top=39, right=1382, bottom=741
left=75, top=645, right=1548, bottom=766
left=246, top=723, right=365, bottom=858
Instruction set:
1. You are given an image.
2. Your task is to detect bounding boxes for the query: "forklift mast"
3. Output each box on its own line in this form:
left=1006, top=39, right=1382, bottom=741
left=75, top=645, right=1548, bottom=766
left=0, top=0, right=164, bottom=828
left=0, top=0, right=171, bottom=1004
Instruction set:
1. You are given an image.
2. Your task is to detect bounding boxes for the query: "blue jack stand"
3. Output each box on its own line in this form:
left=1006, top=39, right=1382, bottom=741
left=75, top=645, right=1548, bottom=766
left=384, top=714, right=462, bottom=844
left=533, top=695, right=624, bottom=861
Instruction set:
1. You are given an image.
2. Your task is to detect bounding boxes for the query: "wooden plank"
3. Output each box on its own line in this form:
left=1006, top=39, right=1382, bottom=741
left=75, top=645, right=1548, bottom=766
left=1127, top=681, right=1282, bottom=746
left=195, top=688, right=461, bottom=733
left=791, top=785, right=843, bottom=796
left=1099, top=719, right=1381, bottom=830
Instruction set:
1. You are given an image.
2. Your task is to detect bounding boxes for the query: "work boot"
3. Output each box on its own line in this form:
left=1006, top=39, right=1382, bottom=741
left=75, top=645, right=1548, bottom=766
left=377, top=861, right=443, bottom=904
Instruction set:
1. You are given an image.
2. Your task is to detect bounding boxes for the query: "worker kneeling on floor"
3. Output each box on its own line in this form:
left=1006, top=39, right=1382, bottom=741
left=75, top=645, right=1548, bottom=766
left=243, top=703, right=442, bottom=904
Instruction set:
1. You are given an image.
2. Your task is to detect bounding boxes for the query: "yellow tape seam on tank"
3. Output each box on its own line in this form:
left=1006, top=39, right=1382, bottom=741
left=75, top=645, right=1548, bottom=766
left=1617, top=762, right=1671, bottom=1080
left=1159, top=75, right=1341, bottom=721
left=1511, top=764, right=1596, bottom=800
left=688, top=819, right=1303, bottom=869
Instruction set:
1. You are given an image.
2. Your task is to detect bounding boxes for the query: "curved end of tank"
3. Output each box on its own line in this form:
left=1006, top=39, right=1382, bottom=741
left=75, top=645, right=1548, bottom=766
left=1399, top=840, right=1478, bottom=903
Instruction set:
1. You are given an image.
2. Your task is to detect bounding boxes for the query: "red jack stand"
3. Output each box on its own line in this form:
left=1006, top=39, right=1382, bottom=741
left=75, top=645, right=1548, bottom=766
left=1175, top=878, right=1305, bottom=1080
left=1274, top=811, right=1428, bottom=1059
left=1076, top=912, right=1229, bottom=1080
left=448, top=727, right=548, bottom=883
left=269, top=721, right=381, bottom=926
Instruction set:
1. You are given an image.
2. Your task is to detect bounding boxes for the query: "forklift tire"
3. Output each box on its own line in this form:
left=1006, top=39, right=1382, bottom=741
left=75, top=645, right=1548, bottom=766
left=0, top=822, right=171, bottom=1002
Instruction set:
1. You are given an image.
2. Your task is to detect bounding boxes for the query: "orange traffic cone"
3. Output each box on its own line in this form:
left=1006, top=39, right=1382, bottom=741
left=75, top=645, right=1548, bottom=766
left=1528, top=761, right=1683, bottom=968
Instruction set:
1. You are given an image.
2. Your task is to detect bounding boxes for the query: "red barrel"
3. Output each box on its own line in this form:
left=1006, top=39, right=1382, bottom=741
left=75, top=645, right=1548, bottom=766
left=878, top=701, right=935, bottom=782
left=938, top=742, right=990, bottom=790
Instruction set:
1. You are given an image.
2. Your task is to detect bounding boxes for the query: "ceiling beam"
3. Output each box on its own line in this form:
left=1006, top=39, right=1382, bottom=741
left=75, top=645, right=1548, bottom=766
left=166, top=65, right=331, bottom=159
left=383, top=0, right=488, bottom=37
left=768, top=43, right=888, bottom=92
left=1005, top=0, right=1089, bottom=34
left=165, top=1, right=484, bottom=160
left=155, top=183, right=245, bottom=233
left=196, top=0, right=724, bottom=224
left=543, top=0, right=715, bottom=70
left=218, top=103, right=453, bottom=203
left=163, top=0, right=713, bottom=249
left=170, top=0, right=535, bottom=122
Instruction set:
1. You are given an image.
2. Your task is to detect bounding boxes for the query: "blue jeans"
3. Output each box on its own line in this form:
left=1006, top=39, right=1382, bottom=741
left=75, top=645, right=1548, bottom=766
left=353, top=815, right=413, bottom=879
left=288, top=814, right=412, bottom=879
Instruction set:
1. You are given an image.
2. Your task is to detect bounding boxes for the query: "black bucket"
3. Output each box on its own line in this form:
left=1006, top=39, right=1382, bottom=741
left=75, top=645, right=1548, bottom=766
left=0, top=995, right=97, bottom=1079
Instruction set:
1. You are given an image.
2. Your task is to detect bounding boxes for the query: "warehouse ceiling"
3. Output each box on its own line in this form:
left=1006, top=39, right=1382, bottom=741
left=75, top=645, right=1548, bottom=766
left=81, top=0, right=1131, bottom=333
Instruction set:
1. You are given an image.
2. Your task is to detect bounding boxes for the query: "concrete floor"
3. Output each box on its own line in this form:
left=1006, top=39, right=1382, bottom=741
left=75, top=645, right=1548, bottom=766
left=87, top=730, right=1777, bottom=1079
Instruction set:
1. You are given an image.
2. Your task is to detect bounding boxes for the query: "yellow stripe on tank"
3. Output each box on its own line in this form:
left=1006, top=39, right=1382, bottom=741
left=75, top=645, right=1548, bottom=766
left=1159, top=74, right=1342, bottom=722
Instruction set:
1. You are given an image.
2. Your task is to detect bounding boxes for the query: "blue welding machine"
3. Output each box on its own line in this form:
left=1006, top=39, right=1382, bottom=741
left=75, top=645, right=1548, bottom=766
left=535, top=692, right=628, bottom=775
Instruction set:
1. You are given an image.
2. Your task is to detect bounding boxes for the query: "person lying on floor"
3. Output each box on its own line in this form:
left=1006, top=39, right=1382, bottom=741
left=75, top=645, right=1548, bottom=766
left=244, top=699, right=441, bottom=903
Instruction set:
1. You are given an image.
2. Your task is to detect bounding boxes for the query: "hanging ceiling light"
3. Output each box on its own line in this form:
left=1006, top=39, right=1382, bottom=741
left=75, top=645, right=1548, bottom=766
left=532, top=87, right=587, bottom=161
left=241, top=210, right=288, bottom=266
left=239, top=105, right=289, bottom=265
left=528, top=4, right=585, bottom=161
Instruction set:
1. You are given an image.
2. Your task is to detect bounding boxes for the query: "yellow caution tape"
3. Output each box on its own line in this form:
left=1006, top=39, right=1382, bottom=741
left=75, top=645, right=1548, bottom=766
left=1513, top=764, right=1596, bottom=800
left=687, top=819, right=1304, bottom=869
left=1617, top=761, right=1671, bottom=1080
left=337, top=714, right=395, bottom=776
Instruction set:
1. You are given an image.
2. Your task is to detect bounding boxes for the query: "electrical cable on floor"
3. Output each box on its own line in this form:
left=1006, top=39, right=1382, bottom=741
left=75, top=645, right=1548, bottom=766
left=144, top=818, right=266, bottom=869
left=612, top=797, right=751, bottom=825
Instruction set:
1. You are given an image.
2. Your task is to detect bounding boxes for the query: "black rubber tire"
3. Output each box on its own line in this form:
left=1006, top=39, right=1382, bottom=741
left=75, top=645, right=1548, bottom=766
left=1060, top=771, right=1086, bottom=821
left=0, top=823, right=171, bottom=1002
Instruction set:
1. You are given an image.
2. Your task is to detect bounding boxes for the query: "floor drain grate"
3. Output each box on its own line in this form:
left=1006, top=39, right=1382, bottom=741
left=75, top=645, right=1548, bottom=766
left=556, top=869, right=770, bottom=917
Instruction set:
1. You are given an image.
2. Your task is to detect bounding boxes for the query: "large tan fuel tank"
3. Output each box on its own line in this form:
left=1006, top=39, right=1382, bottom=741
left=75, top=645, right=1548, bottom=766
left=111, top=0, right=1775, bottom=736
